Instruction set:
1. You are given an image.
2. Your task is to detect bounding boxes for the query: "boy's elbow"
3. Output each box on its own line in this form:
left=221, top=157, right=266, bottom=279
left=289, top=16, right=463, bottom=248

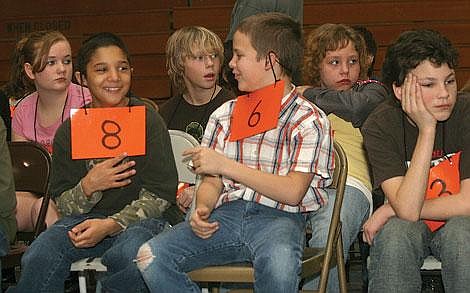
left=395, top=209, right=420, bottom=222
left=285, top=188, right=307, bottom=206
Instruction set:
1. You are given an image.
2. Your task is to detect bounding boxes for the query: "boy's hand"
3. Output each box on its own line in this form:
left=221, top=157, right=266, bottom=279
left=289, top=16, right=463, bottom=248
left=362, top=204, right=394, bottom=245
left=401, top=74, right=436, bottom=131
left=68, top=218, right=122, bottom=248
left=177, top=185, right=194, bottom=213
left=183, top=147, right=227, bottom=176
left=81, top=153, right=136, bottom=197
left=190, top=206, right=219, bottom=239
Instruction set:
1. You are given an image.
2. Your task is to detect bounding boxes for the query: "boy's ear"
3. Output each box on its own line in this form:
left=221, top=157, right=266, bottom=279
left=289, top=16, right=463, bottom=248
left=392, top=82, right=402, bottom=101
left=24, top=63, right=35, bottom=80
left=264, top=51, right=277, bottom=70
left=74, top=71, right=87, bottom=86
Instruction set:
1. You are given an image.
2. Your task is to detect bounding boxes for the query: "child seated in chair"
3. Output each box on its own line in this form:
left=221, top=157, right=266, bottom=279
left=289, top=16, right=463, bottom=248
left=135, top=12, right=333, bottom=292
left=299, top=23, right=388, bottom=292
left=361, top=29, right=470, bottom=292
left=8, top=32, right=178, bottom=293
left=159, top=26, right=234, bottom=215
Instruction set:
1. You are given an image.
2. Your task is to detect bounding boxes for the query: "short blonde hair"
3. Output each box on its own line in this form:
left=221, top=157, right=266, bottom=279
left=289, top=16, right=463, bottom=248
left=166, top=26, right=224, bottom=94
left=303, top=24, right=367, bottom=86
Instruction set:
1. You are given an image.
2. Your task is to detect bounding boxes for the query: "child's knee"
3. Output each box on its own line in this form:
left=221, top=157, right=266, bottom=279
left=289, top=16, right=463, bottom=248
left=135, top=243, right=155, bottom=271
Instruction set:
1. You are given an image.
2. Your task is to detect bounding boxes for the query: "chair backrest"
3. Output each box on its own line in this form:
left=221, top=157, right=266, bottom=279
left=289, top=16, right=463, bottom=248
left=330, top=140, right=348, bottom=192
left=315, top=140, right=349, bottom=291
left=168, top=129, right=199, bottom=184
left=140, top=97, right=159, bottom=112
left=8, top=141, right=52, bottom=237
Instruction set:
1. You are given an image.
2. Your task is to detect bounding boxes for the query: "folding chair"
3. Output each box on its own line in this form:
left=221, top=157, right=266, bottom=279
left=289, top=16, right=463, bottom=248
left=188, top=140, right=349, bottom=293
left=168, top=129, right=200, bottom=218
left=140, top=97, right=159, bottom=112
left=1, top=141, right=52, bottom=278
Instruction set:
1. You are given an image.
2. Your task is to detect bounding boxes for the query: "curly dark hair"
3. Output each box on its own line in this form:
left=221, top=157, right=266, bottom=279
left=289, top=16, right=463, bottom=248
left=381, top=29, right=459, bottom=92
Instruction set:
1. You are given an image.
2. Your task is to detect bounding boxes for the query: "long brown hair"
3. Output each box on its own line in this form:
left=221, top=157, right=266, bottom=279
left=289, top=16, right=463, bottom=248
left=2, top=30, right=69, bottom=99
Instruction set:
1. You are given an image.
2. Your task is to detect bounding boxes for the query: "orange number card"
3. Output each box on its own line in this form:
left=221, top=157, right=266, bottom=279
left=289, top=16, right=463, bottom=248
left=424, top=152, right=461, bottom=232
left=71, top=106, right=146, bottom=159
left=230, top=80, right=284, bottom=141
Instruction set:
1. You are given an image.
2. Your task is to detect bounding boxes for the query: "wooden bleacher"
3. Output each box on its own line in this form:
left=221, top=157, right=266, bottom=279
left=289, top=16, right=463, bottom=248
left=0, top=0, right=469, bottom=103
left=0, top=0, right=188, bottom=16
left=172, top=5, right=232, bottom=40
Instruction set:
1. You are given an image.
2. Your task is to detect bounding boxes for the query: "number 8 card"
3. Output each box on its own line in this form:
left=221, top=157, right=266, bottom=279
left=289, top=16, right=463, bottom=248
left=70, top=106, right=146, bottom=159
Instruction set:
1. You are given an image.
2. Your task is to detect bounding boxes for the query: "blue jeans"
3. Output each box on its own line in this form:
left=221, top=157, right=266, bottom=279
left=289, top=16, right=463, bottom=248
left=0, top=228, right=9, bottom=290
left=7, top=214, right=167, bottom=293
left=137, top=200, right=306, bottom=293
left=369, top=216, right=470, bottom=293
left=304, top=186, right=370, bottom=292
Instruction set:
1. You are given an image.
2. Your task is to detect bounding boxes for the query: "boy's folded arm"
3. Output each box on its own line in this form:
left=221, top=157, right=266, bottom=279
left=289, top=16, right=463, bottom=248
left=383, top=177, right=470, bottom=222
left=419, top=178, right=470, bottom=220
left=221, top=158, right=313, bottom=205
left=303, top=82, right=387, bottom=127
left=195, top=175, right=223, bottom=213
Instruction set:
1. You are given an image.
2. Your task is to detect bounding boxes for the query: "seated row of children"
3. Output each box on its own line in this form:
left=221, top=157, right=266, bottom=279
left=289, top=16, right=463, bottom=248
left=0, top=11, right=469, bottom=293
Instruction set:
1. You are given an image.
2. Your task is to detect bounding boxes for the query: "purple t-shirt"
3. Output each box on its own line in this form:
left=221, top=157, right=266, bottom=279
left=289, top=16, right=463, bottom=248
left=12, top=83, right=91, bottom=153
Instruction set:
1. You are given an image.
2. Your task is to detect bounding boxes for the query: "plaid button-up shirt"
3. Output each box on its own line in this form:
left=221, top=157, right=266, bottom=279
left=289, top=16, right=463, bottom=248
left=201, top=87, right=334, bottom=213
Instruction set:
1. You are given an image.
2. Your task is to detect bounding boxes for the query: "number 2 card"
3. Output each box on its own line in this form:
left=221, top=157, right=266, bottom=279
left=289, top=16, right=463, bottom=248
left=230, top=80, right=284, bottom=141
left=70, top=106, right=146, bottom=159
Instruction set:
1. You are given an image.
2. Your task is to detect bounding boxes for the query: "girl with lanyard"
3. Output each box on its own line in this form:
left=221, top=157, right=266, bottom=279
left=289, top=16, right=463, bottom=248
left=8, top=30, right=92, bottom=232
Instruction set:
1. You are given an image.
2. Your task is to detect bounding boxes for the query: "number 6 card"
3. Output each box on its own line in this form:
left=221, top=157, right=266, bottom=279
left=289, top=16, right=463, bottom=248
left=230, top=80, right=284, bottom=141
left=70, top=106, right=146, bottom=159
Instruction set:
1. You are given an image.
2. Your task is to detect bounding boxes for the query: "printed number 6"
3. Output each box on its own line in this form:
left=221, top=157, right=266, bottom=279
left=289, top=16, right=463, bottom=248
left=248, top=100, right=262, bottom=127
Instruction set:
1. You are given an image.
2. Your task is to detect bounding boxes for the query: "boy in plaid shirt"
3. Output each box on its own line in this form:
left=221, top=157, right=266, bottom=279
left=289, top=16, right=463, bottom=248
left=136, top=13, right=333, bottom=292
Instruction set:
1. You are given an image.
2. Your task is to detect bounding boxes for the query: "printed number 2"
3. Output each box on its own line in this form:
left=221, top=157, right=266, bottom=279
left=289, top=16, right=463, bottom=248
left=430, top=178, right=452, bottom=197
left=248, top=100, right=262, bottom=127
left=101, top=120, right=122, bottom=149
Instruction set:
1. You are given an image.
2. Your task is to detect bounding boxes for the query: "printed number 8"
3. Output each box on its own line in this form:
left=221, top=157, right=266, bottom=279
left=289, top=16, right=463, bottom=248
left=101, top=120, right=122, bottom=150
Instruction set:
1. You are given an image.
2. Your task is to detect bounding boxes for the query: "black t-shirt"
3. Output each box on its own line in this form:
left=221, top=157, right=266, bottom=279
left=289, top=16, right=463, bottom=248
left=362, top=92, right=470, bottom=189
left=159, top=87, right=234, bottom=142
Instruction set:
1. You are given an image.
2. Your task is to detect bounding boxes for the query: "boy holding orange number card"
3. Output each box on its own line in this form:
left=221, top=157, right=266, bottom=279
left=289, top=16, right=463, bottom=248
left=135, top=13, right=333, bottom=292
left=9, top=33, right=178, bottom=293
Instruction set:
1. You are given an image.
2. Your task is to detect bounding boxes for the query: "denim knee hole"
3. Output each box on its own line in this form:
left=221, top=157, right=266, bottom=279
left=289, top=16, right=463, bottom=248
left=136, top=243, right=155, bottom=271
